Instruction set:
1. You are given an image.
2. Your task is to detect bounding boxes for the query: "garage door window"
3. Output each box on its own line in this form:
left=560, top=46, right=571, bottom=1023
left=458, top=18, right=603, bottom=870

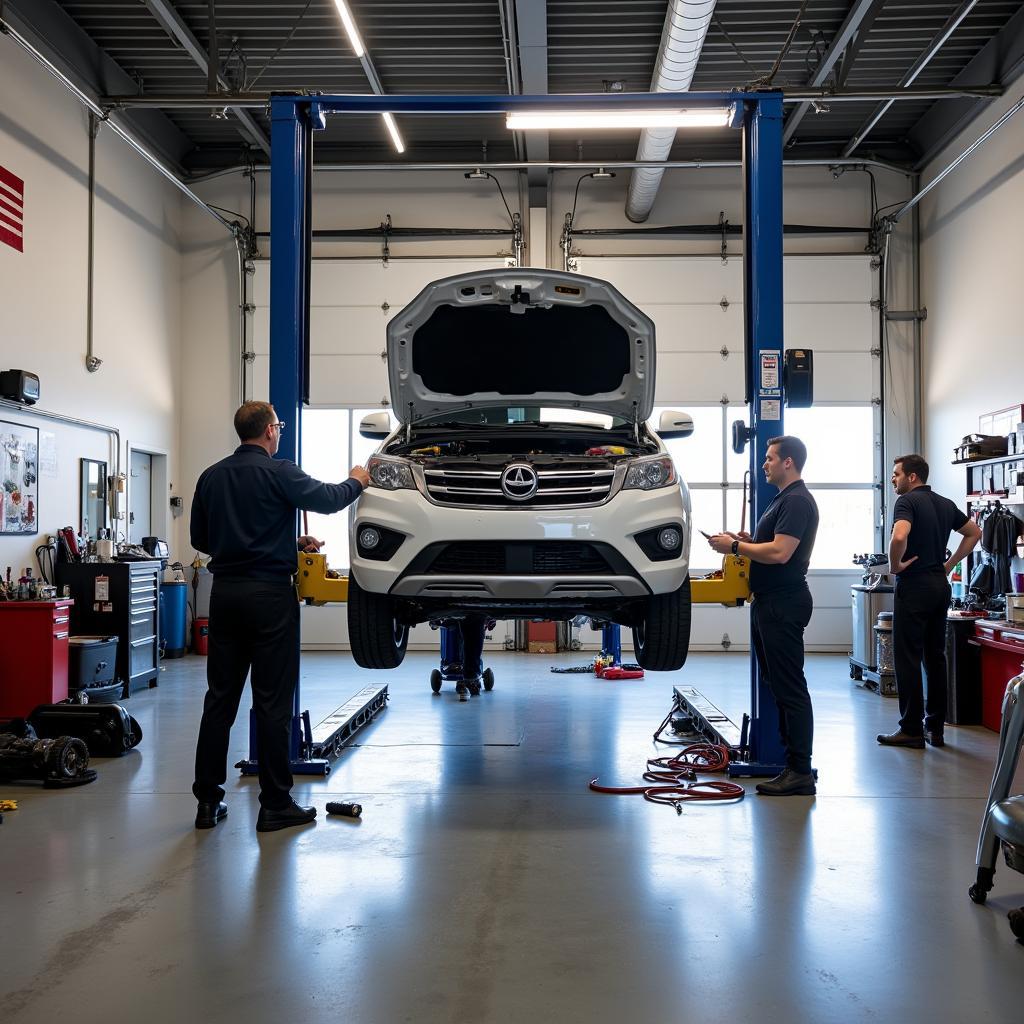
left=659, top=403, right=878, bottom=572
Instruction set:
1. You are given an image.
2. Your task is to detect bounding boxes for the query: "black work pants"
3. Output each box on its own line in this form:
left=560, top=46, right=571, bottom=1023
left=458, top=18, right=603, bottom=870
left=459, top=613, right=487, bottom=680
left=893, top=570, right=951, bottom=735
left=750, top=585, right=815, bottom=775
left=193, top=578, right=299, bottom=810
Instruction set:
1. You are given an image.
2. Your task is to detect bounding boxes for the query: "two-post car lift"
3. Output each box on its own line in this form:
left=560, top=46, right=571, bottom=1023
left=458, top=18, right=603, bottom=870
left=257, top=89, right=797, bottom=778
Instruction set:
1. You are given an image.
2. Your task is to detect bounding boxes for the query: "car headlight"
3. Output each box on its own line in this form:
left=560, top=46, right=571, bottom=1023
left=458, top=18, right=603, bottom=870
left=367, top=456, right=415, bottom=490
left=623, top=455, right=677, bottom=490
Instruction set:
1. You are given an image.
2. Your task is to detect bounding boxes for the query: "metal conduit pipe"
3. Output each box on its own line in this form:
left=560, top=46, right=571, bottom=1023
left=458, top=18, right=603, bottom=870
left=0, top=400, right=122, bottom=522
left=0, top=18, right=235, bottom=235
left=190, top=157, right=912, bottom=183
left=626, top=0, right=717, bottom=223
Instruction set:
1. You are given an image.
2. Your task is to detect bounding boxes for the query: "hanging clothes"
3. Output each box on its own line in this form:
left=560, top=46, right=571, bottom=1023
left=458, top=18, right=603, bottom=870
left=980, top=504, right=1024, bottom=597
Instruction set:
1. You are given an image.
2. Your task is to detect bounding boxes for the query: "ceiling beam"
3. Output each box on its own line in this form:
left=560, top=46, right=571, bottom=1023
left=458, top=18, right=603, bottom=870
left=513, top=0, right=549, bottom=207
left=142, top=0, right=270, bottom=156
left=842, top=0, right=981, bottom=157
left=1, top=0, right=192, bottom=169
left=909, top=3, right=1024, bottom=169
left=782, top=0, right=885, bottom=146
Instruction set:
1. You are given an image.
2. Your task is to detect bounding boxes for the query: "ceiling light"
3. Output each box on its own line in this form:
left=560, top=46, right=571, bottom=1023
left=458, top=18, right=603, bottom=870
left=506, top=109, right=731, bottom=131
left=333, top=0, right=365, bottom=58
left=382, top=112, right=405, bottom=153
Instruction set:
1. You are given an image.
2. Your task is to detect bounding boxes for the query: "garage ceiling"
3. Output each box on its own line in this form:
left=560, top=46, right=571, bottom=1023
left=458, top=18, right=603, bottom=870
left=4, top=0, right=1024, bottom=176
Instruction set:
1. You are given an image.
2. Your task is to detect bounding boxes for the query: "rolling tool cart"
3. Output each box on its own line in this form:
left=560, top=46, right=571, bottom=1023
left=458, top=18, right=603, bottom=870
left=968, top=665, right=1024, bottom=943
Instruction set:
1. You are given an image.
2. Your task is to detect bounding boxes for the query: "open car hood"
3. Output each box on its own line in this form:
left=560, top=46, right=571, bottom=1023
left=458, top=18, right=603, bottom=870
left=386, top=268, right=655, bottom=424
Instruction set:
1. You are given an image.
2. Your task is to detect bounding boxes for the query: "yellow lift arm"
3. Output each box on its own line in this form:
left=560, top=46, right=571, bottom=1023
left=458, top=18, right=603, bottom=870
left=297, top=552, right=749, bottom=608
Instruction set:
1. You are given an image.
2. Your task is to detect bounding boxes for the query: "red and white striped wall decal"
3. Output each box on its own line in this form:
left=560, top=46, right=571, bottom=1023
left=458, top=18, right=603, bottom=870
left=0, top=165, right=25, bottom=253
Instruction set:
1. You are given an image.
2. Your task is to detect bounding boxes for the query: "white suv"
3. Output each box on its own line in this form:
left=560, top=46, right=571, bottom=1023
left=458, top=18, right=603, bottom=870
left=348, top=268, right=694, bottom=671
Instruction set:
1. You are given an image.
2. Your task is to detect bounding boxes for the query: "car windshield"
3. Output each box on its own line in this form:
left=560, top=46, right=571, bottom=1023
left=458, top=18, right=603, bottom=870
left=415, top=406, right=624, bottom=430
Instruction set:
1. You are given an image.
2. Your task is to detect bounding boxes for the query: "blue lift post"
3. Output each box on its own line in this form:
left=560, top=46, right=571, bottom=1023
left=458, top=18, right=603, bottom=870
left=262, top=90, right=788, bottom=774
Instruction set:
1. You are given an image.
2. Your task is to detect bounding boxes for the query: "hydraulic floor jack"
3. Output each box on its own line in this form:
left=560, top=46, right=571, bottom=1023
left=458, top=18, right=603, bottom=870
left=237, top=553, right=388, bottom=778
left=968, top=667, right=1024, bottom=942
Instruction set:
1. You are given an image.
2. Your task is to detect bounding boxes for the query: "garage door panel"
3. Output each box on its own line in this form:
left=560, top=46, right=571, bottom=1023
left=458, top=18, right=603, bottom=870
left=809, top=353, right=874, bottom=401
left=656, top=352, right=744, bottom=402
left=648, top=305, right=743, bottom=353
left=309, top=307, right=389, bottom=354
left=783, top=256, right=875, bottom=301
left=576, top=257, right=743, bottom=304
left=785, top=304, right=874, bottom=352
left=810, top=573, right=861, bottom=607
left=253, top=258, right=503, bottom=307
left=691, top=605, right=750, bottom=648
left=803, top=607, right=853, bottom=649
left=309, top=355, right=389, bottom=406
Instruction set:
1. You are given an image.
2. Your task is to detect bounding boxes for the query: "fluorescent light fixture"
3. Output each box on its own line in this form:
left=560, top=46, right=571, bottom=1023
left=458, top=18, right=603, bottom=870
left=333, top=0, right=365, bottom=58
left=506, top=109, right=731, bottom=131
left=382, top=112, right=405, bottom=154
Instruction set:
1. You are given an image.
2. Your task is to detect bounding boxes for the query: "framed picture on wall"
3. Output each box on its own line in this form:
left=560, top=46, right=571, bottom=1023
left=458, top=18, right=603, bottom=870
left=0, top=420, right=39, bottom=535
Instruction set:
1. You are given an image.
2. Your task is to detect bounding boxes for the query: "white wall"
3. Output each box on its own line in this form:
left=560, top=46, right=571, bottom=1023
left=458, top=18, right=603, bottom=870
left=919, top=77, right=1024, bottom=506
left=0, top=36, right=184, bottom=580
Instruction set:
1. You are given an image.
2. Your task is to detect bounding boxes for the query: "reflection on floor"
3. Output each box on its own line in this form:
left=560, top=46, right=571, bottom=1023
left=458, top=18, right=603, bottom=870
left=1, top=651, right=1022, bottom=1023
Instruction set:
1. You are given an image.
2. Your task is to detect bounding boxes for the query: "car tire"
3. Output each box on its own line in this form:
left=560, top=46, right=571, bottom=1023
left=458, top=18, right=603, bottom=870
left=347, top=575, right=409, bottom=669
left=632, top=576, right=691, bottom=671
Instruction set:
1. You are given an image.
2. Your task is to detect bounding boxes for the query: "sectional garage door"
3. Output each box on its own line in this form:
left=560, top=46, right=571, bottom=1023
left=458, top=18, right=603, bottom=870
left=576, top=255, right=882, bottom=652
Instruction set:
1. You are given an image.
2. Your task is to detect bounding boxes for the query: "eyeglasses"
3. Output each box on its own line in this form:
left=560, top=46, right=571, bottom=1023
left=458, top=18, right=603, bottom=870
left=271, top=421, right=286, bottom=433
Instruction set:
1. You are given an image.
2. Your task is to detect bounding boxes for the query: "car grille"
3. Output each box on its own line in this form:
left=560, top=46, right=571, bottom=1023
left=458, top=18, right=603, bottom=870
left=427, top=542, right=615, bottom=575
left=423, top=464, right=615, bottom=508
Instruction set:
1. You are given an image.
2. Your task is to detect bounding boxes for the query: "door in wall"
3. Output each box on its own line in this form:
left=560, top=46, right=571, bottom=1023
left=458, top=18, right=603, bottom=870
left=129, top=450, right=152, bottom=545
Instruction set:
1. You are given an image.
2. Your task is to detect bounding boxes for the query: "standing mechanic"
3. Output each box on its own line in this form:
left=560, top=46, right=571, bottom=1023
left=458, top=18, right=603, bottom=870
left=190, top=401, right=370, bottom=833
left=878, top=454, right=981, bottom=749
left=709, top=435, right=819, bottom=796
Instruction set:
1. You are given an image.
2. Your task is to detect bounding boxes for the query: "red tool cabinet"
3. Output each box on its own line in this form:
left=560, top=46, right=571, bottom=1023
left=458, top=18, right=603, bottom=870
left=971, top=620, right=1024, bottom=732
left=0, top=599, right=73, bottom=719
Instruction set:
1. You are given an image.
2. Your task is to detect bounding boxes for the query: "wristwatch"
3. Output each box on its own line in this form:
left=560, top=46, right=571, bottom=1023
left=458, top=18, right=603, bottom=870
left=731, top=540, right=740, bottom=555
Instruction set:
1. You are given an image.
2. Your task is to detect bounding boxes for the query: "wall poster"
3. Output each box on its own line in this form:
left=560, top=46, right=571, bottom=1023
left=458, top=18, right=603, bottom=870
left=0, top=420, right=39, bottom=534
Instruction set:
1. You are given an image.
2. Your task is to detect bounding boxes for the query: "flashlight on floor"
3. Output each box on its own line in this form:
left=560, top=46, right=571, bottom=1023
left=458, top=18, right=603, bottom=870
left=326, top=801, right=362, bottom=818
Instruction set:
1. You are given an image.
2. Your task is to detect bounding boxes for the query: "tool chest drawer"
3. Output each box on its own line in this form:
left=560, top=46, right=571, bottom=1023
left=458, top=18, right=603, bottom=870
left=0, top=600, right=74, bottom=718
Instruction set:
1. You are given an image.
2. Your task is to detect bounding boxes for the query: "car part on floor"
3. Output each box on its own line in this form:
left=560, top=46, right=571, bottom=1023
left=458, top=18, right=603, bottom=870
left=968, top=666, right=1024, bottom=943
left=0, top=721, right=96, bottom=787
left=28, top=701, right=142, bottom=756
left=326, top=801, right=363, bottom=818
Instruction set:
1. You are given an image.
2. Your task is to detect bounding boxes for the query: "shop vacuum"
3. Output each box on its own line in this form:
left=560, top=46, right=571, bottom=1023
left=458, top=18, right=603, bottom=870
left=969, top=666, right=1024, bottom=943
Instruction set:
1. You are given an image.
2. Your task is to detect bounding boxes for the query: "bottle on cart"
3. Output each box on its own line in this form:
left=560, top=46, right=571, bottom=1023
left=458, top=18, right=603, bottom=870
left=18, top=570, right=29, bottom=600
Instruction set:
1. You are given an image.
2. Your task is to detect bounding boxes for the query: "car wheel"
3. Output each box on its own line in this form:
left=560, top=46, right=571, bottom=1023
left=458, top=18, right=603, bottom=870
left=347, top=575, right=409, bottom=669
left=632, top=576, right=691, bottom=671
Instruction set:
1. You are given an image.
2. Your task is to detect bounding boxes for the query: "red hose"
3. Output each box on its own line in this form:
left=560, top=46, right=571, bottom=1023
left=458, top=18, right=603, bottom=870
left=589, top=741, right=745, bottom=811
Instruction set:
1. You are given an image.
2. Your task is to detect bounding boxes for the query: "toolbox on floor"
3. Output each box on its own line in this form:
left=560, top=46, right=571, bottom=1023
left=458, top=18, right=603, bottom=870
left=68, top=636, right=118, bottom=689
left=28, top=702, right=142, bottom=757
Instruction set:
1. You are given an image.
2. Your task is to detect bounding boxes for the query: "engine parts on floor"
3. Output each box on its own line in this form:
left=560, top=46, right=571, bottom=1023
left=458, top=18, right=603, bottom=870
left=28, top=702, right=142, bottom=757
left=0, top=721, right=96, bottom=787
left=968, top=666, right=1024, bottom=943
left=589, top=741, right=745, bottom=813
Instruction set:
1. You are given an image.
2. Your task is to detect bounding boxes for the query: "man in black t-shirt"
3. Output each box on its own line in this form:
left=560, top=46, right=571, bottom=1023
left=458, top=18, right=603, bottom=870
left=878, top=454, right=981, bottom=748
left=710, top=435, right=819, bottom=796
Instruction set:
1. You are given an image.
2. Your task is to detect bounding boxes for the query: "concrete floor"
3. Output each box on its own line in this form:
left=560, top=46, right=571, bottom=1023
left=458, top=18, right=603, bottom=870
left=1, top=650, right=1022, bottom=1023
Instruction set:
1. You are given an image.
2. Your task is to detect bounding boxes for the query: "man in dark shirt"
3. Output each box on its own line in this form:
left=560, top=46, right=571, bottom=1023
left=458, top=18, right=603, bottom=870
left=878, top=453, right=981, bottom=749
left=190, top=401, right=370, bottom=832
left=710, top=435, right=819, bottom=796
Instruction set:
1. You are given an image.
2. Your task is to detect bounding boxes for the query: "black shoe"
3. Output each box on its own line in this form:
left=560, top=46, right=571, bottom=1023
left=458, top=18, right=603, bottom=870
left=876, top=729, right=925, bottom=748
left=455, top=682, right=469, bottom=702
left=925, top=730, right=945, bottom=747
left=463, top=677, right=482, bottom=697
left=256, top=801, right=317, bottom=833
left=195, top=801, right=228, bottom=829
left=755, top=768, right=816, bottom=796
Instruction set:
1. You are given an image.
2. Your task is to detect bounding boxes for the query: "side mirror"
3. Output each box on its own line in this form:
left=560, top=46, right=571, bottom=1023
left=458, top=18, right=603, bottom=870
left=658, top=410, right=694, bottom=439
left=359, top=411, right=392, bottom=439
